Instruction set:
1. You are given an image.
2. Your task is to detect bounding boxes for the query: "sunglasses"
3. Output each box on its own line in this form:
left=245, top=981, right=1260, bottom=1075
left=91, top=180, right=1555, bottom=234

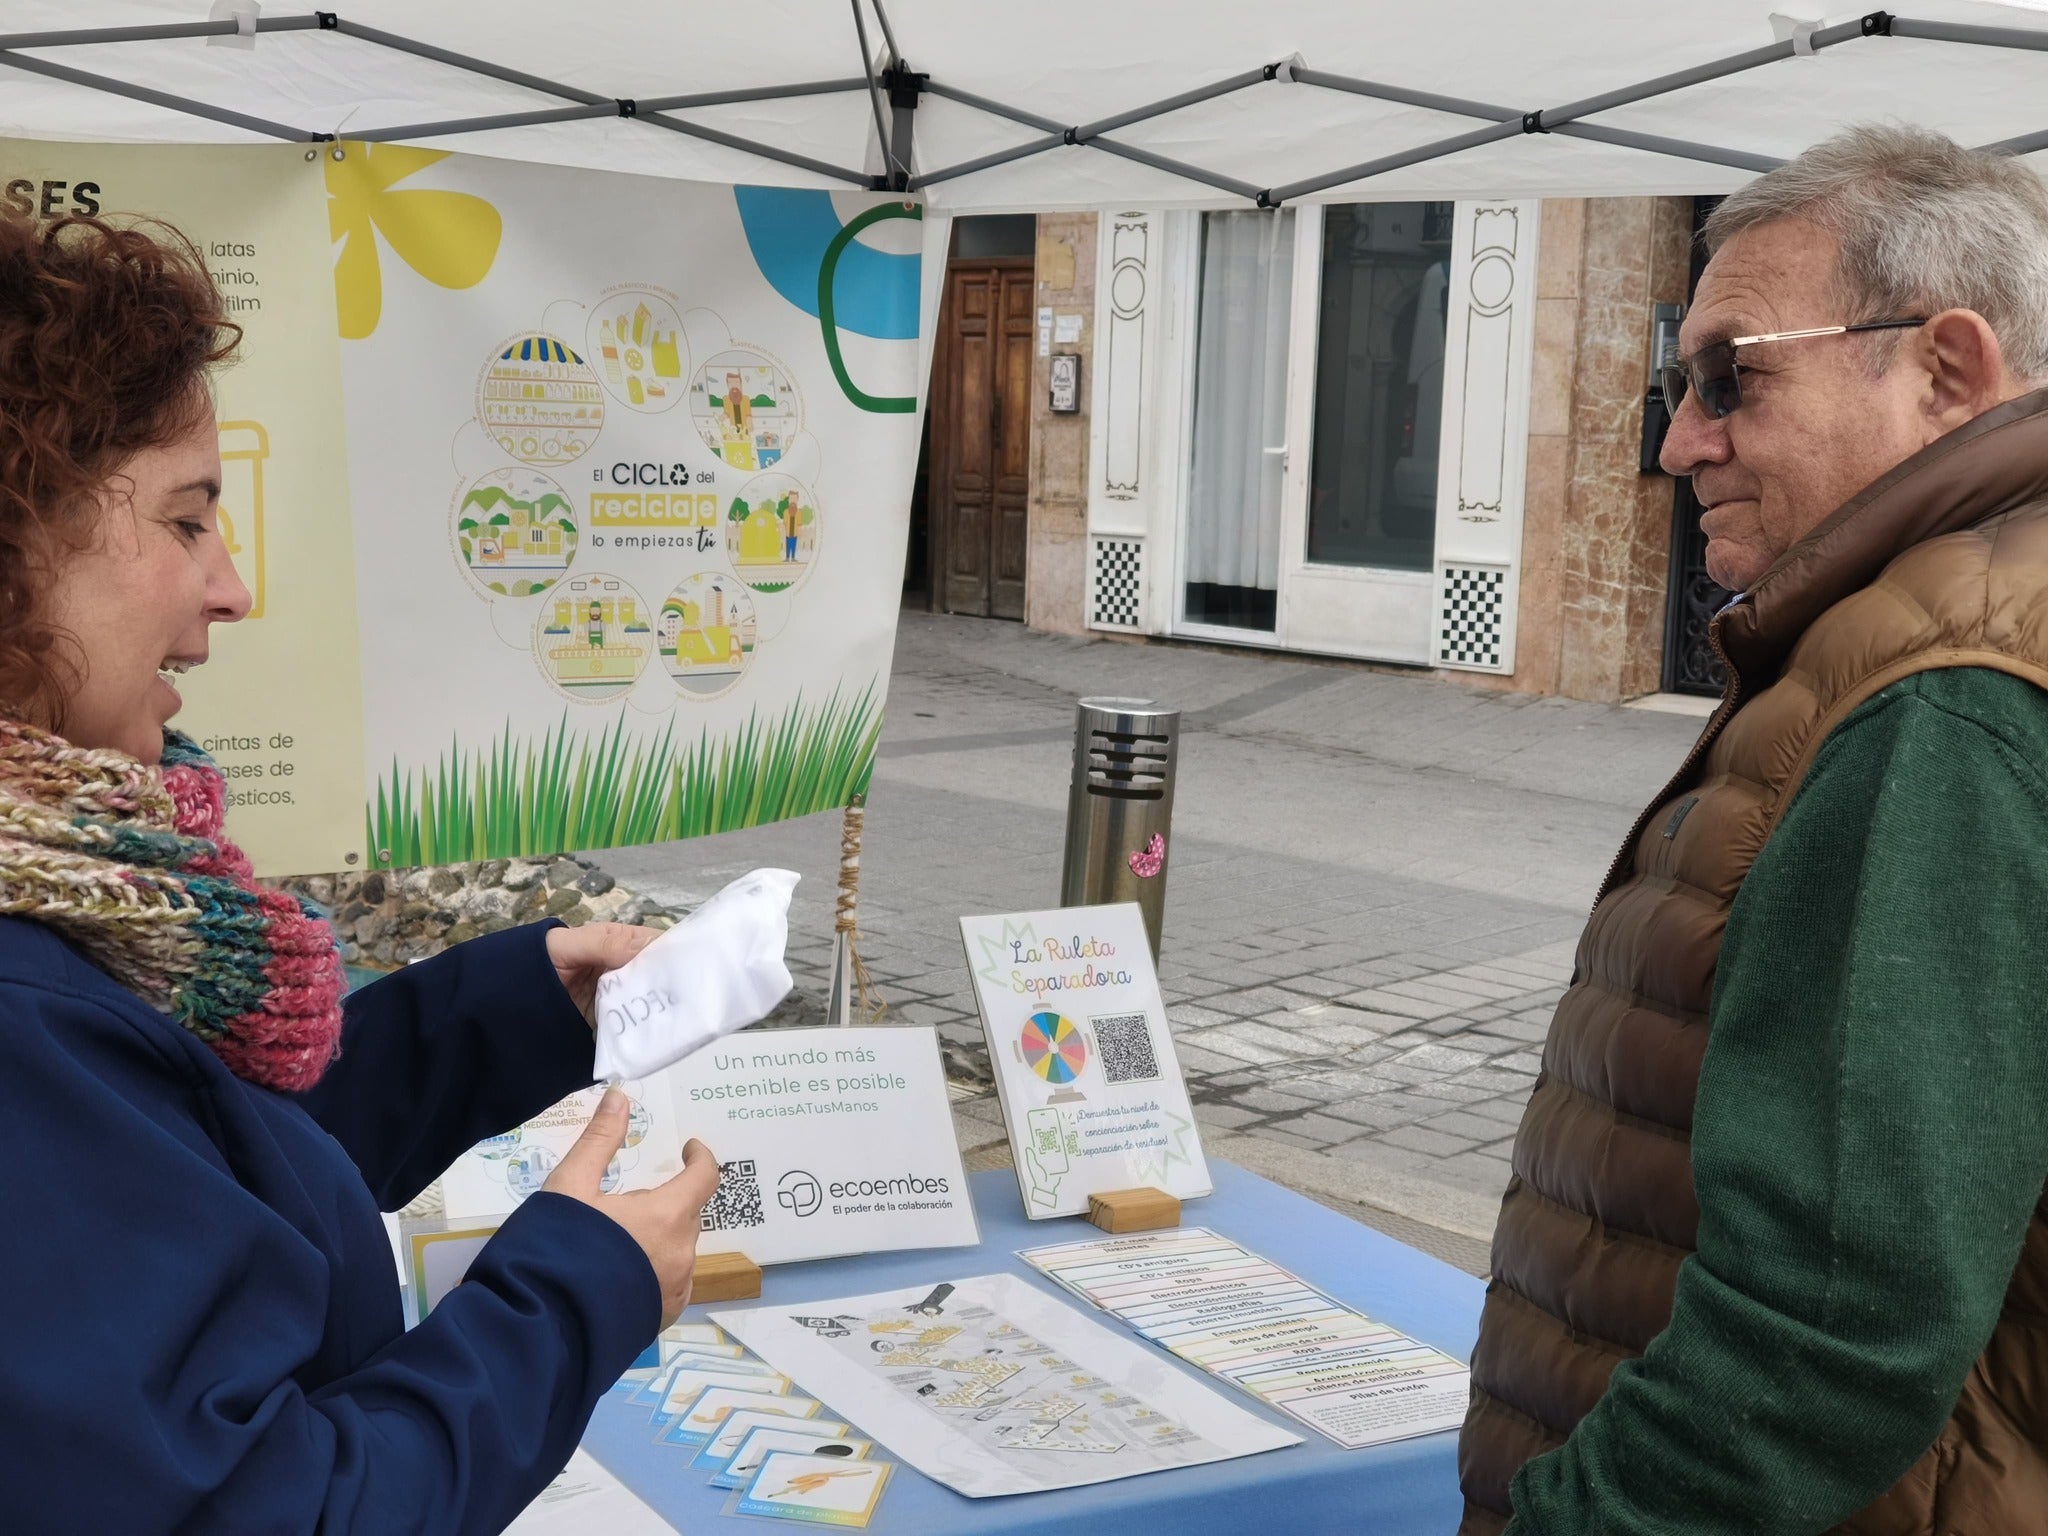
left=1660, top=318, right=1928, bottom=419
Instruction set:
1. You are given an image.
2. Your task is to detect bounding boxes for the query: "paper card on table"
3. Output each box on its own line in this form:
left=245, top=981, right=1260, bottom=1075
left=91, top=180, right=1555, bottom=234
left=712, top=1428, right=869, bottom=1490
left=715, top=1273, right=1297, bottom=1498
left=654, top=1369, right=793, bottom=1428
left=734, top=1452, right=892, bottom=1527
left=658, top=1338, right=747, bottom=1364
left=625, top=1363, right=683, bottom=1408
left=504, top=1447, right=675, bottom=1534
left=660, top=1344, right=780, bottom=1376
left=696, top=1412, right=852, bottom=1470
left=1018, top=1227, right=1470, bottom=1449
left=662, top=1322, right=733, bottom=1347
left=668, top=1026, right=979, bottom=1265
left=658, top=1388, right=820, bottom=1447
left=442, top=1081, right=684, bottom=1222
left=960, top=904, right=1211, bottom=1219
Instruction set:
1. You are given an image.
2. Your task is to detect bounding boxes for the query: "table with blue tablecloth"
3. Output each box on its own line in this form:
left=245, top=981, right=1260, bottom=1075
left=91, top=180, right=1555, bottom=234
left=579, top=1159, right=1483, bottom=1534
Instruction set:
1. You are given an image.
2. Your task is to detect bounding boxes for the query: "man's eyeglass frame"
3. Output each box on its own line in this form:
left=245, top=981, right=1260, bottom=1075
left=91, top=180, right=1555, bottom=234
left=1660, top=319, right=1928, bottom=420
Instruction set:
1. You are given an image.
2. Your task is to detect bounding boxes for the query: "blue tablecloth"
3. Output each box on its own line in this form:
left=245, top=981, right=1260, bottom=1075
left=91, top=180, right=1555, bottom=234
left=580, top=1160, right=1482, bottom=1534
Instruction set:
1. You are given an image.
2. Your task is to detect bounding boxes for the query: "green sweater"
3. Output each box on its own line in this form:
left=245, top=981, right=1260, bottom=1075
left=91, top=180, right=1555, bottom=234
left=1506, top=667, right=2048, bottom=1535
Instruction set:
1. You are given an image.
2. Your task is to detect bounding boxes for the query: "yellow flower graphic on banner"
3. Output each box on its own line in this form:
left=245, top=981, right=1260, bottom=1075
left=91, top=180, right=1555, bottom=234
left=327, top=143, right=502, bottom=340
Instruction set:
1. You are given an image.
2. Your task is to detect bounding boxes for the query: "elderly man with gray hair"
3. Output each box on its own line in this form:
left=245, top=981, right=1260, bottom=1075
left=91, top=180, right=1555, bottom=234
left=1458, top=124, right=2048, bottom=1534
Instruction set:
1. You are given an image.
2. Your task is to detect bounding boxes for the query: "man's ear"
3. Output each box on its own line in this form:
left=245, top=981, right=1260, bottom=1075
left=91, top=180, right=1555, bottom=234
left=1915, top=309, right=2010, bottom=435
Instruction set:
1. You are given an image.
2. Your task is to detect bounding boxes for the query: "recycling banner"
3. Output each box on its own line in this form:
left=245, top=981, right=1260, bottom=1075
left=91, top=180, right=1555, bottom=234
left=5, top=137, right=928, bottom=875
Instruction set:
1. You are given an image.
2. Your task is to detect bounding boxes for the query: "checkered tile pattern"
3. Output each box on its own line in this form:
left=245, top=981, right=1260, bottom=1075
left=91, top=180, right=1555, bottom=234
left=1436, top=565, right=1508, bottom=670
left=1091, top=537, right=1144, bottom=631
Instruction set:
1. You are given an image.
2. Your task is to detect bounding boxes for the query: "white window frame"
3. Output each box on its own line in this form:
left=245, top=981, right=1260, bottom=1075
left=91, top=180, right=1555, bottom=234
left=1116, top=201, right=1537, bottom=671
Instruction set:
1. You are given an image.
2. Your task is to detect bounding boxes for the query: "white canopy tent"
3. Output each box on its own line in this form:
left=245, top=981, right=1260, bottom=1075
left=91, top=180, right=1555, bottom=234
left=3, top=1, right=2048, bottom=210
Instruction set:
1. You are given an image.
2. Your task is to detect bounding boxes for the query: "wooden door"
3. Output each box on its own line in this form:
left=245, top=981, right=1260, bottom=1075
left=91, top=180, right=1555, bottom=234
left=930, top=258, right=1034, bottom=618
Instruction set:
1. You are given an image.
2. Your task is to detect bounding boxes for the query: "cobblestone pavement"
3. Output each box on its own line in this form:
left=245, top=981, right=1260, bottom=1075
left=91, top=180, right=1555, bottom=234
left=608, top=612, right=1702, bottom=1273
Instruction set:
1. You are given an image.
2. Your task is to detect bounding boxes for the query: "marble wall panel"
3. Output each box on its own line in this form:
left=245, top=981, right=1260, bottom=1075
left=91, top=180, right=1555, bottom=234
left=1522, top=196, right=1694, bottom=703
left=1537, top=197, right=1586, bottom=302
left=1026, top=213, right=1096, bottom=636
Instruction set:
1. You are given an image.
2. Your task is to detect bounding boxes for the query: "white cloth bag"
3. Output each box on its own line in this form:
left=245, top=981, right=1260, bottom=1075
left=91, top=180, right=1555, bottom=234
left=591, top=868, right=799, bottom=1082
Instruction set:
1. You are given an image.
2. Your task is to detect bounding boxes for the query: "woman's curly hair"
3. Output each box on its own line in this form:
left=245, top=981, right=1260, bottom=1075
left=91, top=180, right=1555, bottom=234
left=0, top=208, right=240, bottom=729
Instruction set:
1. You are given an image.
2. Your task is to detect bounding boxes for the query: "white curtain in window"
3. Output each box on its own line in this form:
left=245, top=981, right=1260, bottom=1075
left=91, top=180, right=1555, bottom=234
left=1185, top=209, right=1294, bottom=591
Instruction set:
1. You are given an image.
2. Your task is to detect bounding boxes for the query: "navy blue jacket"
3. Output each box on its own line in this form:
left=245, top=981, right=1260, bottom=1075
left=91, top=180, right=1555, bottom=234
left=0, top=915, right=659, bottom=1534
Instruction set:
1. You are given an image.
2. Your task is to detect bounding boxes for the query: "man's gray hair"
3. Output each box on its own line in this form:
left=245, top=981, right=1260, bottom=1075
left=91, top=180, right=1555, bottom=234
left=1705, top=123, right=2048, bottom=384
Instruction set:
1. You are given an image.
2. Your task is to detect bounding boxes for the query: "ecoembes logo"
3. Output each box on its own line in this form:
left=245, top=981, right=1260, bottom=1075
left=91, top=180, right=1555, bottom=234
left=784, top=1167, right=954, bottom=1217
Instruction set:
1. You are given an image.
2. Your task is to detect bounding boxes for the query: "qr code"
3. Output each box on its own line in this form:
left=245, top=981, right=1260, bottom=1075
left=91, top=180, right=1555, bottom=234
left=700, top=1158, right=764, bottom=1232
left=1091, top=1013, right=1161, bottom=1084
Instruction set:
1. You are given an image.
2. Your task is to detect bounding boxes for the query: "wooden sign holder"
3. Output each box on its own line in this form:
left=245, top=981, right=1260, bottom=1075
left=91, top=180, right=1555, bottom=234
left=1087, top=1187, right=1182, bottom=1234
left=692, top=1250, right=763, bottom=1302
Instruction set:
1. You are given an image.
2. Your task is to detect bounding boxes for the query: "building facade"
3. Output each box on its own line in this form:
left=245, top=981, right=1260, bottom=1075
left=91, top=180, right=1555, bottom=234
left=997, top=198, right=1702, bottom=704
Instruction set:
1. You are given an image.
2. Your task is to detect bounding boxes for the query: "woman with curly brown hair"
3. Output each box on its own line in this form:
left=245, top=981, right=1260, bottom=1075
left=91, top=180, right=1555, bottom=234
left=0, top=210, right=719, bottom=1532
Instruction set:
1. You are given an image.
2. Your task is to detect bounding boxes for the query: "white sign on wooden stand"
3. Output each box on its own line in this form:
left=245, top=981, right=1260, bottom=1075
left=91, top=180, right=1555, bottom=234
left=960, top=903, right=1211, bottom=1219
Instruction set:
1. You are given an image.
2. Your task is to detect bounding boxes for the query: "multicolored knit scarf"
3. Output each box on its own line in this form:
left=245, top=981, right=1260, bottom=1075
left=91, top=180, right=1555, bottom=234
left=0, top=719, right=344, bottom=1091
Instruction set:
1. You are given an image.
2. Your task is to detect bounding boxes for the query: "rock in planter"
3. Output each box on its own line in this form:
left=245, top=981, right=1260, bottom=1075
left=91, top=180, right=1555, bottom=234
left=501, top=860, right=546, bottom=892
left=278, top=854, right=680, bottom=970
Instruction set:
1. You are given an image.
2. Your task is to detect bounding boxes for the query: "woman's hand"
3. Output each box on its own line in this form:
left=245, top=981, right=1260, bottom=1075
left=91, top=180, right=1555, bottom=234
left=545, top=922, right=659, bottom=1030
left=543, top=1088, right=720, bottom=1327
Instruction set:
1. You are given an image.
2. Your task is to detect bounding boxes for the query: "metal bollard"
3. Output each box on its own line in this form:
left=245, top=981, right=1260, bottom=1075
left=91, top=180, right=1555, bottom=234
left=1060, top=697, right=1180, bottom=961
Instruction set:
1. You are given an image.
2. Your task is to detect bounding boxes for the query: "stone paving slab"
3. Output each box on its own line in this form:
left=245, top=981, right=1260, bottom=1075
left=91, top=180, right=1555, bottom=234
left=605, top=613, right=1695, bottom=1269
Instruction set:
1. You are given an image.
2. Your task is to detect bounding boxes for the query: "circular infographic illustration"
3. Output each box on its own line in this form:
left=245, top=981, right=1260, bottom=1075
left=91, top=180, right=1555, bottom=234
left=533, top=572, right=653, bottom=703
left=724, top=471, right=819, bottom=594
left=691, top=348, right=801, bottom=470
left=624, top=1096, right=652, bottom=1149
left=503, top=1145, right=557, bottom=1199
left=1020, top=1011, right=1089, bottom=1085
left=587, top=289, right=688, bottom=412
left=657, top=573, right=757, bottom=700
left=452, top=466, right=579, bottom=598
left=477, top=331, right=605, bottom=465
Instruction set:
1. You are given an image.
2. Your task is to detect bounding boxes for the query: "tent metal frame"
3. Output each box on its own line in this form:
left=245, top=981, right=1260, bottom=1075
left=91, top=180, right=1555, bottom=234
left=0, top=9, right=2043, bottom=204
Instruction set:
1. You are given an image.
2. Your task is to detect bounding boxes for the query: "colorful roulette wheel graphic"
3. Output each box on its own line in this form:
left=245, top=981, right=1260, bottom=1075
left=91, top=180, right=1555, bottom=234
left=1019, top=1011, right=1088, bottom=1101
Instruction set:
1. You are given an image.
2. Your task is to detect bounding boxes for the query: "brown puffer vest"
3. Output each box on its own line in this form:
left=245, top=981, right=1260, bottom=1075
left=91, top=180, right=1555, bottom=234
left=1459, top=389, right=2048, bottom=1535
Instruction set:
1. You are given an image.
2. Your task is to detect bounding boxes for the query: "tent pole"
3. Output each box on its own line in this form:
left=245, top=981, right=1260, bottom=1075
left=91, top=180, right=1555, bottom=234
left=1889, top=17, right=2048, bottom=52
left=866, top=0, right=920, bottom=189
left=908, top=132, right=1067, bottom=192
left=0, top=48, right=311, bottom=140
left=1549, top=123, right=1784, bottom=174
left=638, top=80, right=869, bottom=111
left=1090, top=138, right=1266, bottom=202
left=327, top=18, right=610, bottom=106
left=1264, top=118, right=1525, bottom=205
left=354, top=84, right=873, bottom=151
left=1535, top=22, right=1866, bottom=132
left=869, top=0, right=904, bottom=69
left=354, top=102, right=617, bottom=143
left=1069, top=65, right=1275, bottom=143
left=924, top=80, right=1065, bottom=136
left=1982, top=127, right=2048, bottom=156
left=0, top=15, right=322, bottom=49
left=882, top=66, right=927, bottom=195
left=636, top=111, right=880, bottom=188
left=1289, top=69, right=1518, bottom=125
left=849, top=0, right=903, bottom=187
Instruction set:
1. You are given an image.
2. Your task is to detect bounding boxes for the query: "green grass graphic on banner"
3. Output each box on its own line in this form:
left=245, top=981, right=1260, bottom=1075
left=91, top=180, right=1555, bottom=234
left=367, top=686, right=881, bottom=866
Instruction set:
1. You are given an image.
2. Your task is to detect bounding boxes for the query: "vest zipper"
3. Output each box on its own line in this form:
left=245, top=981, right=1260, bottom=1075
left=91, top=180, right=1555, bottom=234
left=1589, top=608, right=1747, bottom=915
